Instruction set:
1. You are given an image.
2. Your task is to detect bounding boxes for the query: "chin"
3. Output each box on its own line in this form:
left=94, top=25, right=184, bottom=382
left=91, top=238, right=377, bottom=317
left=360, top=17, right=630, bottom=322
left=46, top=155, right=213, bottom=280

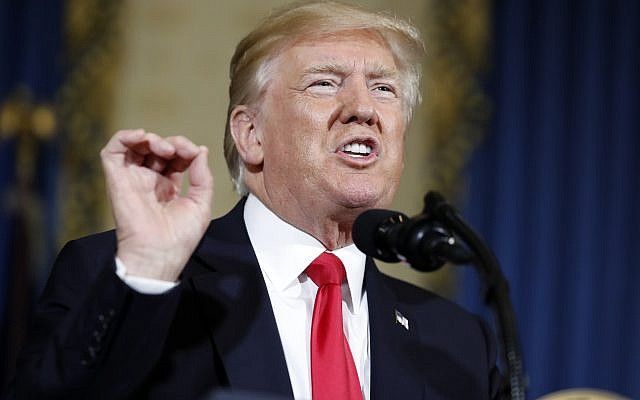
left=333, top=184, right=392, bottom=210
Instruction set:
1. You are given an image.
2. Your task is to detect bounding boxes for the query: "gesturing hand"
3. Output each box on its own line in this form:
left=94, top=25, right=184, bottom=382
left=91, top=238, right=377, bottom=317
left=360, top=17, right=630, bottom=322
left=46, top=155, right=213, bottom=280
left=101, top=129, right=214, bottom=281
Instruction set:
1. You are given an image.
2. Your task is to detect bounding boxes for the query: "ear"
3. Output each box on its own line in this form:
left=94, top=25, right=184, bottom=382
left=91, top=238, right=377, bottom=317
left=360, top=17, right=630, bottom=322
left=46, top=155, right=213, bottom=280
left=229, top=105, right=264, bottom=167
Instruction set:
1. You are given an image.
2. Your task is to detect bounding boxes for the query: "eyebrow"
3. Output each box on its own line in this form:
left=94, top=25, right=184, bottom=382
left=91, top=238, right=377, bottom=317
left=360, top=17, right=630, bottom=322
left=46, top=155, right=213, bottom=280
left=302, top=62, right=399, bottom=80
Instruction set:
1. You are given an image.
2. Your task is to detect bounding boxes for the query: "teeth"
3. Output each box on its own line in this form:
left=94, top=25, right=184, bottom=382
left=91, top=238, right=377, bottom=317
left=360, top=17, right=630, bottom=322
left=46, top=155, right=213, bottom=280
left=340, top=142, right=372, bottom=156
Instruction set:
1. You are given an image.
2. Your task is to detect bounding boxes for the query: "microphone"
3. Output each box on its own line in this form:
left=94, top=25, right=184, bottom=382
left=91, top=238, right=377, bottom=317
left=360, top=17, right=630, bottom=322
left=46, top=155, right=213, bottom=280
left=352, top=208, right=473, bottom=272
left=353, top=192, right=527, bottom=399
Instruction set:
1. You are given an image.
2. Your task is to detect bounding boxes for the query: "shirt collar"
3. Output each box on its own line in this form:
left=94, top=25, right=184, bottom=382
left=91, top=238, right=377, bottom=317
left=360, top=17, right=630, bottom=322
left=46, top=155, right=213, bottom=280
left=243, top=194, right=367, bottom=313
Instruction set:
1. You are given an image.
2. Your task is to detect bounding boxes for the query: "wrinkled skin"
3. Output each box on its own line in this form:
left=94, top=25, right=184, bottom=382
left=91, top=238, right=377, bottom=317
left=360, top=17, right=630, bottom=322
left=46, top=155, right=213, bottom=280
left=232, top=30, right=407, bottom=250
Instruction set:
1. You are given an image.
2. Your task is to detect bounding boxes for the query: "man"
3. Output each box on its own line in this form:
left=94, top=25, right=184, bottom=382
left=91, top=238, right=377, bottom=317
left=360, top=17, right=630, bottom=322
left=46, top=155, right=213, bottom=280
left=10, top=2, right=500, bottom=399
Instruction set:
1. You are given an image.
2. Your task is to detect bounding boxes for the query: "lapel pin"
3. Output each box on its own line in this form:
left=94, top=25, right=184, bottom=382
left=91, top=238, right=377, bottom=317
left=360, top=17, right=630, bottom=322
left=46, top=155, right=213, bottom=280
left=394, top=309, right=409, bottom=330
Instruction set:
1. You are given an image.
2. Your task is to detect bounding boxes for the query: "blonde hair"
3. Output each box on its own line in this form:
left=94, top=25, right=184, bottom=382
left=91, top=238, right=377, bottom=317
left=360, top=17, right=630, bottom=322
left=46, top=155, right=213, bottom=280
left=224, top=1, right=425, bottom=195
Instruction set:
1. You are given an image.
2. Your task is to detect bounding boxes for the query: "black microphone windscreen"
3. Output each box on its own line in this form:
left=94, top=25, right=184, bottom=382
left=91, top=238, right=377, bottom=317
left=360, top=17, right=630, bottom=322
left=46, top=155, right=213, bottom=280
left=352, top=209, right=407, bottom=262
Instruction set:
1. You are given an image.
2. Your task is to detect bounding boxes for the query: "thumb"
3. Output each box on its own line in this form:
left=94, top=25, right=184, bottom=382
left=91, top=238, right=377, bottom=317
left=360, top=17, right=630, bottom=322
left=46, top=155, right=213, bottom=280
left=187, top=146, right=214, bottom=209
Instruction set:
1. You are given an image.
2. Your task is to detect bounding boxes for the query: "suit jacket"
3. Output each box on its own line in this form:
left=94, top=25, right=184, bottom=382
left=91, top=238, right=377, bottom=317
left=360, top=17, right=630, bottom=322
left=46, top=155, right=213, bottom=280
left=11, top=200, right=501, bottom=399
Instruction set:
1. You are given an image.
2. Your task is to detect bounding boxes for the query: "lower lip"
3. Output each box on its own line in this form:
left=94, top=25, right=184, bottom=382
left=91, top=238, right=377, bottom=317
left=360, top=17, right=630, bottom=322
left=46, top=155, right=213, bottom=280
left=336, top=150, right=378, bottom=166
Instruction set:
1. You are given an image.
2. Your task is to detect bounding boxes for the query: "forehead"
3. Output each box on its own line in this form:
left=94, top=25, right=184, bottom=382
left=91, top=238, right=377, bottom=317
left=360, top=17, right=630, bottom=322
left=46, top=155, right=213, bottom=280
left=272, top=30, right=399, bottom=75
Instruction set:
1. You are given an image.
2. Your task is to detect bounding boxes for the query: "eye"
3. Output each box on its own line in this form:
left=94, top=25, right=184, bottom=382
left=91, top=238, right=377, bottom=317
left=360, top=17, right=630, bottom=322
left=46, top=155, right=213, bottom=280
left=372, top=84, right=397, bottom=97
left=306, top=79, right=339, bottom=95
left=310, top=80, right=336, bottom=88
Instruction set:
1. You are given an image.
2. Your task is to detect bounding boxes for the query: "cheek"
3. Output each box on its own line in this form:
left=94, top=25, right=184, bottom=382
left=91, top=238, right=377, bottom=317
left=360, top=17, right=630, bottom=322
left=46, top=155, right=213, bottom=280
left=303, top=103, right=332, bottom=131
left=271, top=106, right=327, bottom=160
left=388, top=117, right=407, bottom=155
left=384, top=125, right=406, bottom=158
left=261, top=122, right=315, bottom=178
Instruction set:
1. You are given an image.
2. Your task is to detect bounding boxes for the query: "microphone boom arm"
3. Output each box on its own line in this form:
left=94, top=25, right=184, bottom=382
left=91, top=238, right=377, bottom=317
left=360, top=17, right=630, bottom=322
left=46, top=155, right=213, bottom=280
left=423, top=192, right=526, bottom=400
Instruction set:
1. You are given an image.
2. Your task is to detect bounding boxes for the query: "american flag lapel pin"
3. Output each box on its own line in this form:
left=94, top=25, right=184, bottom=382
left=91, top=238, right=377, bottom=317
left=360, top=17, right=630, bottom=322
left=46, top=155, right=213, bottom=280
left=394, top=309, right=409, bottom=330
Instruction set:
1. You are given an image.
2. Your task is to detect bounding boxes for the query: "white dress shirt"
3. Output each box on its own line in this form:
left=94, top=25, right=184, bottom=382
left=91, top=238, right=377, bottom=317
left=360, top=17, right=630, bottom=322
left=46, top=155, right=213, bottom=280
left=244, top=194, right=370, bottom=400
left=115, top=194, right=371, bottom=399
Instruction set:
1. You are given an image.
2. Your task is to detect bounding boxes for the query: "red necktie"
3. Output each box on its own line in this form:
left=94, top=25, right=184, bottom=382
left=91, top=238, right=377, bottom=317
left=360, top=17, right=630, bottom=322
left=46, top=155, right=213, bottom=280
left=306, top=252, right=363, bottom=400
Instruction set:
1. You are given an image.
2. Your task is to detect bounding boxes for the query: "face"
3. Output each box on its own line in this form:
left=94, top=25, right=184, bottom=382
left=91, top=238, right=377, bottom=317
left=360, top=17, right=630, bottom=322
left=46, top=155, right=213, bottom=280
left=254, top=30, right=407, bottom=218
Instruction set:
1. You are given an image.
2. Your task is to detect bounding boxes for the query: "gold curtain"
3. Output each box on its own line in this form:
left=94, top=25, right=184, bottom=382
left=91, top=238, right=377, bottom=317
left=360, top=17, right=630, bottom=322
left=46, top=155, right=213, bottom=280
left=423, top=0, right=491, bottom=200
left=419, top=0, right=491, bottom=296
left=58, top=0, right=124, bottom=244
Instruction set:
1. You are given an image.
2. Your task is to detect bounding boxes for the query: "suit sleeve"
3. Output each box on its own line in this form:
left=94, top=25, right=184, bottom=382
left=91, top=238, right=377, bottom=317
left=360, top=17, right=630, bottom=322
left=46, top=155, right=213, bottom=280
left=10, top=235, right=184, bottom=400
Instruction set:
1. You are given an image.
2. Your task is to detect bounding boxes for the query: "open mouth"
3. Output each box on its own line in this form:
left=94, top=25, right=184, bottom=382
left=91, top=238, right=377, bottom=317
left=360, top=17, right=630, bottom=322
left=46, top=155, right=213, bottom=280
left=336, top=137, right=379, bottom=162
left=339, top=142, right=373, bottom=158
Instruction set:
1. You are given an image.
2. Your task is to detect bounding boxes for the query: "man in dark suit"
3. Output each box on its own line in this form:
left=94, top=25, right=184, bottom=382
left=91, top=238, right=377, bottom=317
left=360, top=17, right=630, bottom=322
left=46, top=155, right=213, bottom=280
left=10, top=2, right=500, bottom=399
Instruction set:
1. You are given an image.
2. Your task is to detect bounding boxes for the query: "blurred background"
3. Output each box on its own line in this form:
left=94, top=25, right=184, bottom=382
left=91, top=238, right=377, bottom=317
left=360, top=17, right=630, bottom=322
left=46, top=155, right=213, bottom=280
left=0, top=0, right=637, bottom=398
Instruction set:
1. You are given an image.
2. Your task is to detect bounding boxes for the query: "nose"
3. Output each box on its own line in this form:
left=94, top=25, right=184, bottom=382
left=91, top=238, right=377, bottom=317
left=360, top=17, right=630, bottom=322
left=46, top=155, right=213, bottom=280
left=337, top=79, right=379, bottom=126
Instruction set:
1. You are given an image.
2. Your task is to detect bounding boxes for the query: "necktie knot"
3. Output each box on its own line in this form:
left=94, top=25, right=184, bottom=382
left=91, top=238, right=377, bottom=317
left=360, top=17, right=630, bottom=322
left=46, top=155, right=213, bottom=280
left=306, top=251, right=362, bottom=400
left=306, top=252, right=346, bottom=286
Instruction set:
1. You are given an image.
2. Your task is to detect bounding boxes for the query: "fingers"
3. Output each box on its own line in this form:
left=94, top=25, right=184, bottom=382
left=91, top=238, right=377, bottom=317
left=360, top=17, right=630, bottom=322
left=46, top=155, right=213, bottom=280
left=102, top=130, right=205, bottom=173
left=163, top=135, right=200, bottom=173
left=102, top=129, right=145, bottom=155
left=102, top=130, right=174, bottom=172
left=187, top=146, right=214, bottom=208
left=102, top=130, right=213, bottom=204
left=102, top=129, right=172, bottom=158
left=142, top=135, right=200, bottom=174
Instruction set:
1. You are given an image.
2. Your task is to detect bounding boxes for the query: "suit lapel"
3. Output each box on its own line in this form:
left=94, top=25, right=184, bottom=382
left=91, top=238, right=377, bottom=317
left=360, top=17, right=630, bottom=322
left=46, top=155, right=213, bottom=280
left=188, top=200, right=293, bottom=397
left=184, top=200, right=424, bottom=398
left=366, top=259, right=423, bottom=400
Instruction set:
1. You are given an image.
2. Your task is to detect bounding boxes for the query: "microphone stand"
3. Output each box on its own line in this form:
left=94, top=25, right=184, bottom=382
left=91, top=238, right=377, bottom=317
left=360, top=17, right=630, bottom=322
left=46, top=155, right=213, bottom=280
left=422, top=192, right=526, bottom=400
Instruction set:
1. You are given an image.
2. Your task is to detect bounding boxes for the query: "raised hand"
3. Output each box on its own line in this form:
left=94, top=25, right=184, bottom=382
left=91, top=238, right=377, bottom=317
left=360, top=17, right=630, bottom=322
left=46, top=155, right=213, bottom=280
left=101, top=129, right=214, bottom=281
